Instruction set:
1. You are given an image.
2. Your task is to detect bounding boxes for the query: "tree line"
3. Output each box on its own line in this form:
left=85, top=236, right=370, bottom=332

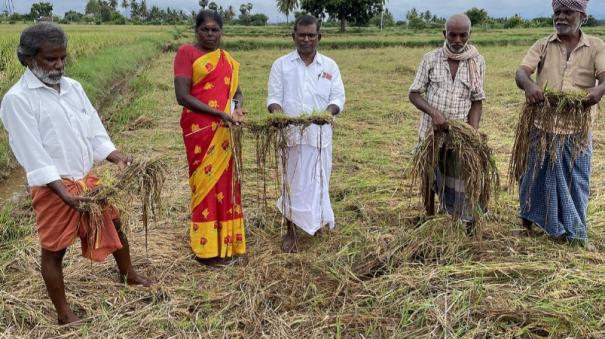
left=0, top=1, right=603, bottom=29
left=0, top=1, right=188, bottom=25
left=463, top=7, right=603, bottom=29
left=0, top=1, right=269, bottom=26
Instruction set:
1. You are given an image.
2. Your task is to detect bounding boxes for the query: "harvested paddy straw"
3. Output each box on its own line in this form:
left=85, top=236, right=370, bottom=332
left=243, top=113, right=334, bottom=132
left=409, top=119, right=499, bottom=223
left=79, top=158, right=167, bottom=250
left=235, top=113, right=334, bottom=208
left=509, top=90, right=590, bottom=185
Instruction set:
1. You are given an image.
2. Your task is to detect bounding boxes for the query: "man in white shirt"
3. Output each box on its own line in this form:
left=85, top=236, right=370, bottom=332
left=0, top=23, right=150, bottom=325
left=267, top=15, right=346, bottom=253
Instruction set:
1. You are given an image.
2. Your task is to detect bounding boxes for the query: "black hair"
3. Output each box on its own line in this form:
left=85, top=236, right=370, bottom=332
left=17, top=23, right=67, bottom=66
left=195, top=10, right=223, bottom=30
left=293, top=14, right=320, bottom=32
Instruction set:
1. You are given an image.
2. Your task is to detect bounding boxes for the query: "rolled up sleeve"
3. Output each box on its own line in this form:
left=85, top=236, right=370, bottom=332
left=596, top=43, right=605, bottom=77
left=409, top=54, right=430, bottom=94
left=0, top=93, right=61, bottom=186
left=520, top=38, right=546, bottom=73
left=471, top=56, right=487, bottom=101
left=267, top=59, right=284, bottom=109
left=328, top=64, right=346, bottom=112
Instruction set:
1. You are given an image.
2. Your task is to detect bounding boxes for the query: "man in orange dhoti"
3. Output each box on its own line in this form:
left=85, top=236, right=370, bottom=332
left=0, top=23, right=151, bottom=325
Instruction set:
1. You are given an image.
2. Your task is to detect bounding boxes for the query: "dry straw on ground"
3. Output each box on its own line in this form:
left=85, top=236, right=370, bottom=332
left=408, top=119, right=500, bottom=223
left=508, top=90, right=591, bottom=186
left=6, top=42, right=605, bottom=338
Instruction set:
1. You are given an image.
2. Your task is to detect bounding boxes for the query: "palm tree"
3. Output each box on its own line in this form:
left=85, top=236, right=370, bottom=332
left=121, top=0, right=128, bottom=16
left=379, top=0, right=387, bottom=31
left=276, top=0, right=298, bottom=24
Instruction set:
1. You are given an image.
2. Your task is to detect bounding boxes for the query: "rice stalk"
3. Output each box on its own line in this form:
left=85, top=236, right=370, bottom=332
left=79, top=158, right=167, bottom=252
left=233, top=113, right=334, bottom=216
left=508, top=90, right=590, bottom=187
left=408, top=120, right=500, bottom=224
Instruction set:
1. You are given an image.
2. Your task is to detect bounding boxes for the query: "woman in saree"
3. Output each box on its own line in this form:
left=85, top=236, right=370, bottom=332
left=173, top=10, right=246, bottom=262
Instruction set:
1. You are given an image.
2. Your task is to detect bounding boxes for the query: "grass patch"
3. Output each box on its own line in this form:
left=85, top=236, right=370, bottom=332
left=67, top=37, right=165, bottom=108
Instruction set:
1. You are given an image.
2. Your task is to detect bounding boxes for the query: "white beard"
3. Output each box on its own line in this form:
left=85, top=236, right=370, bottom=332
left=446, top=40, right=468, bottom=54
left=30, top=61, right=63, bottom=85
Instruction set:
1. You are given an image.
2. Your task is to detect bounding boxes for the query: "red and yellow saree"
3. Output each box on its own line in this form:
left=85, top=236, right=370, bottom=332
left=174, top=45, right=245, bottom=258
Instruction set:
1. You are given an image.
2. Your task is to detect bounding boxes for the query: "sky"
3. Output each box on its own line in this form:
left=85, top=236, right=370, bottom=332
left=5, top=0, right=605, bottom=21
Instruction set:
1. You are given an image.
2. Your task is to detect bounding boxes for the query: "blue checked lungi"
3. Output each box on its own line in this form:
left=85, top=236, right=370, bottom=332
left=519, top=129, right=592, bottom=241
left=434, top=146, right=475, bottom=222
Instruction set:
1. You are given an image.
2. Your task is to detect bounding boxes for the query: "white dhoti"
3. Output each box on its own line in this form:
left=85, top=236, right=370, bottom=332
left=277, top=125, right=334, bottom=235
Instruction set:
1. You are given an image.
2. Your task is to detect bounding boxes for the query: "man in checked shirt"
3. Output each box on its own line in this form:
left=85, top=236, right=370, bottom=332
left=408, top=14, right=486, bottom=233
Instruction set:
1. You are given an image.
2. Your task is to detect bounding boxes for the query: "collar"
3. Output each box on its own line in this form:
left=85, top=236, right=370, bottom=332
left=551, top=29, right=591, bottom=47
left=23, top=67, right=70, bottom=93
left=290, top=50, right=323, bottom=65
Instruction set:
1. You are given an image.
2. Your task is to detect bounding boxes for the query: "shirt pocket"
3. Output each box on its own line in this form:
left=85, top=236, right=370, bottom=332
left=428, top=71, right=448, bottom=93
left=429, top=71, right=447, bottom=84
left=317, top=78, right=332, bottom=101
left=457, top=78, right=473, bottom=99
left=573, top=64, right=597, bottom=89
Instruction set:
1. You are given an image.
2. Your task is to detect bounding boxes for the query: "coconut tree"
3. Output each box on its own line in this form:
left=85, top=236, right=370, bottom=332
left=121, top=0, right=128, bottom=16
left=276, top=0, right=298, bottom=24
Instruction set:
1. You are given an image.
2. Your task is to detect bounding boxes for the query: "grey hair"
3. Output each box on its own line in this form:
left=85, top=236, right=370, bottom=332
left=445, top=14, right=472, bottom=32
left=17, top=23, right=67, bottom=66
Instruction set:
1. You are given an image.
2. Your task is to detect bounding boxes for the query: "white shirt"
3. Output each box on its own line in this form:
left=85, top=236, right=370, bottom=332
left=0, top=68, right=116, bottom=186
left=267, top=50, right=346, bottom=147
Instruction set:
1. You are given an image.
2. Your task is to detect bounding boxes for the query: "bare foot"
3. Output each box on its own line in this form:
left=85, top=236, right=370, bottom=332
left=121, top=272, right=153, bottom=287
left=58, top=309, right=81, bottom=325
left=195, top=257, right=225, bottom=267
left=584, top=243, right=597, bottom=252
left=521, top=218, right=533, bottom=231
left=519, top=218, right=540, bottom=236
left=465, top=221, right=476, bottom=236
left=281, top=232, right=298, bottom=253
left=409, top=215, right=431, bottom=227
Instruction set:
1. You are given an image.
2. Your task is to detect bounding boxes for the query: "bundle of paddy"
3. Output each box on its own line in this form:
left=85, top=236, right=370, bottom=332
left=79, top=158, right=167, bottom=250
left=508, top=90, right=590, bottom=186
left=408, top=119, right=500, bottom=223
left=234, top=113, right=334, bottom=207
left=242, top=113, right=334, bottom=133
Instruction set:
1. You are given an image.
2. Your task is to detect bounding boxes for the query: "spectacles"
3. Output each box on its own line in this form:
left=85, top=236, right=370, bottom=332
left=295, top=32, right=319, bottom=40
